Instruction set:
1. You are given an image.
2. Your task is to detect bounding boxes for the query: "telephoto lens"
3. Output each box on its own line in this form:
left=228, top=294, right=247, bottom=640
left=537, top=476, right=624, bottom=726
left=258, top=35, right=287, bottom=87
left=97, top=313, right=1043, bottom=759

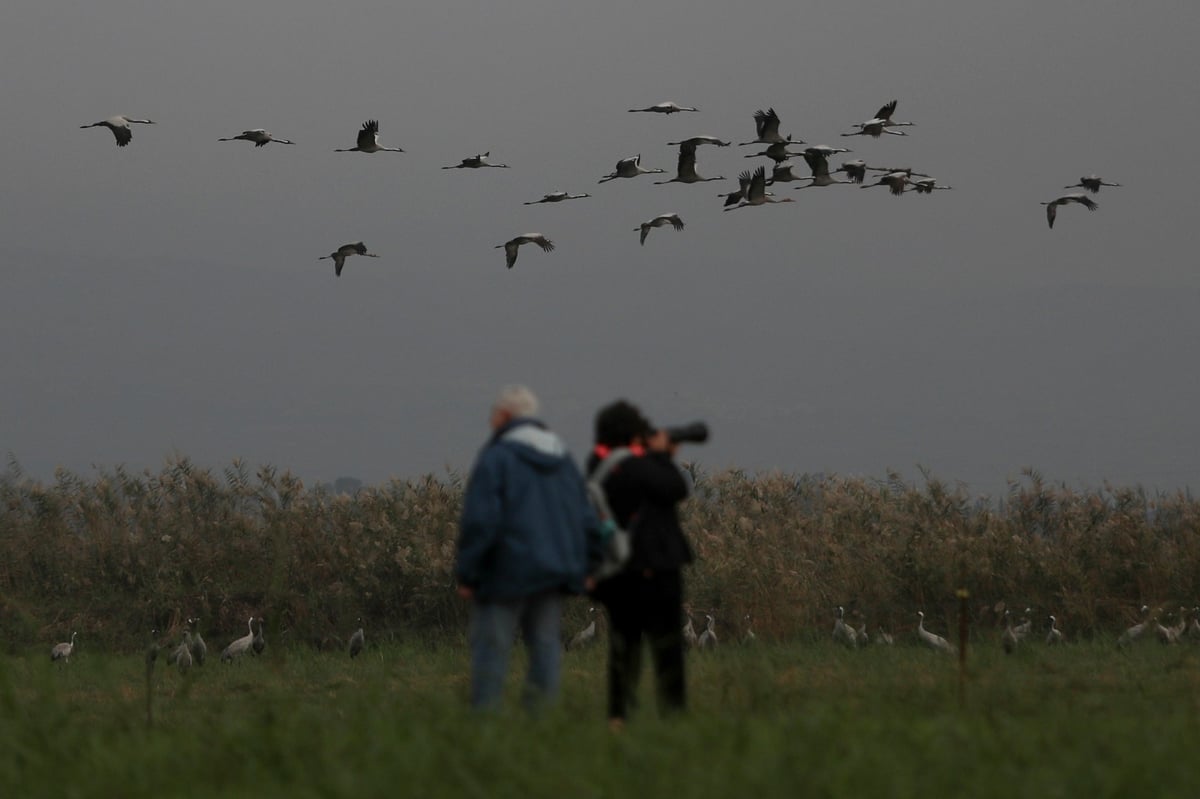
left=664, top=421, right=709, bottom=444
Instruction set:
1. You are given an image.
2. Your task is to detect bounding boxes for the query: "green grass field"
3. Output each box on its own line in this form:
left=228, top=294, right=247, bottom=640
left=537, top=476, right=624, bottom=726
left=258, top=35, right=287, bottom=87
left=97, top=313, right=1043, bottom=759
left=3, top=635, right=1198, bottom=798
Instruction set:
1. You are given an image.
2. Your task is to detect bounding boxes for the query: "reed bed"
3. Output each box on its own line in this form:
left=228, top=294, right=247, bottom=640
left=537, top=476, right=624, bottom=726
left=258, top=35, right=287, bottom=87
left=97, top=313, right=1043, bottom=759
left=2, top=457, right=1198, bottom=653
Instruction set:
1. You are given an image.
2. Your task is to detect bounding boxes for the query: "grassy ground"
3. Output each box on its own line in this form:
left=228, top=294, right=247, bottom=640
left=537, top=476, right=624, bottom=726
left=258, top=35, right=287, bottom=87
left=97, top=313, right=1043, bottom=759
left=2, top=637, right=1198, bottom=798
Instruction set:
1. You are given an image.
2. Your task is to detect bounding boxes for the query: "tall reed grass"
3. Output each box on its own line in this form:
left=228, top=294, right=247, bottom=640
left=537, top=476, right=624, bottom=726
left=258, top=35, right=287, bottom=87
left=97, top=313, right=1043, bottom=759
left=2, top=457, right=1197, bottom=652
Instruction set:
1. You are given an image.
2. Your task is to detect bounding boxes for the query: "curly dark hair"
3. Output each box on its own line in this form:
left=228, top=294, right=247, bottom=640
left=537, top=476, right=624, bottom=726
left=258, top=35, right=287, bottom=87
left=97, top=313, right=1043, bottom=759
left=594, top=400, right=653, bottom=447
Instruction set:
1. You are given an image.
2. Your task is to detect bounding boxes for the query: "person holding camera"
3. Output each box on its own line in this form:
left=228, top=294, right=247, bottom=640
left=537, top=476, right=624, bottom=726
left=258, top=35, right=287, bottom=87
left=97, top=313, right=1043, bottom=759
left=456, top=385, right=601, bottom=711
left=587, top=399, right=702, bottom=728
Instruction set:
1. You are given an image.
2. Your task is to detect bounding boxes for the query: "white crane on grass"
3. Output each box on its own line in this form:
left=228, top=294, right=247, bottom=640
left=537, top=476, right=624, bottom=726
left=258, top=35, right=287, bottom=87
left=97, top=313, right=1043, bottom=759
left=221, top=617, right=256, bottom=663
left=833, top=606, right=858, bottom=648
left=187, top=617, right=206, bottom=666
left=1046, top=615, right=1063, bottom=645
left=917, top=611, right=954, bottom=653
left=697, top=614, right=718, bottom=649
left=51, top=632, right=77, bottom=663
left=1117, top=605, right=1151, bottom=649
left=496, top=234, right=554, bottom=269
left=349, top=618, right=365, bottom=658
left=81, top=116, right=155, bottom=147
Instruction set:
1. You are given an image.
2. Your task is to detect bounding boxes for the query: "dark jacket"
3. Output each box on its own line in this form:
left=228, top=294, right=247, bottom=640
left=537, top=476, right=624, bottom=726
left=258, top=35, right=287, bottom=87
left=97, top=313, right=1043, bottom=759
left=457, top=418, right=600, bottom=601
left=586, top=450, right=693, bottom=573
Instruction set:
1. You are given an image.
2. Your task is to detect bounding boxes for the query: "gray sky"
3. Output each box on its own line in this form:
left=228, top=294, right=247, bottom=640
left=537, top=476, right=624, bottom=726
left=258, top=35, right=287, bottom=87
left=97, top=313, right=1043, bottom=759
left=3, top=2, right=1198, bottom=497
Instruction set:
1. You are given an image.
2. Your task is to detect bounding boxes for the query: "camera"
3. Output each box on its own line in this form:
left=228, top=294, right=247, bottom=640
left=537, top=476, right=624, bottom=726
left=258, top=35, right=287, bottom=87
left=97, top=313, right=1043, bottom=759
left=663, top=421, right=709, bottom=444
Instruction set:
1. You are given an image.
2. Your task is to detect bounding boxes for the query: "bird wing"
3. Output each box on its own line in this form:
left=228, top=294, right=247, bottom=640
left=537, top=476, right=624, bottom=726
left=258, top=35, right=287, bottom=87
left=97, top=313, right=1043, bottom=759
left=639, top=224, right=650, bottom=245
left=504, top=240, right=519, bottom=268
left=534, top=236, right=554, bottom=252
left=111, top=124, right=132, bottom=147
left=802, top=149, right=831, bottom=178
left=749, top=165, right=767, bottom=200
left=334, top=253, right=346, bottom=276
left=1046, top=203, right=1057, bottom=229
left=677, top=145, right=698, bottom=179
left=357, top=120, right=379, bottom=149
left=875, top=100, right=898, bottom=121
left=669, top=214, right=684, bottom=231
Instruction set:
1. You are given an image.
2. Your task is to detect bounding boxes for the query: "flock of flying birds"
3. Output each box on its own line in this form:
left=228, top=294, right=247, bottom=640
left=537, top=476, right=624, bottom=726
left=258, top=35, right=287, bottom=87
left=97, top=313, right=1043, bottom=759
left=80, top=100, right=1119, bottom=275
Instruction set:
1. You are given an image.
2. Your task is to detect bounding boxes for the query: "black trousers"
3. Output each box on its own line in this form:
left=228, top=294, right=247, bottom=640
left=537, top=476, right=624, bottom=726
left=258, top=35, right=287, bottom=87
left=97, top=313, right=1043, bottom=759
left=595, top=568, right=686, bottom=720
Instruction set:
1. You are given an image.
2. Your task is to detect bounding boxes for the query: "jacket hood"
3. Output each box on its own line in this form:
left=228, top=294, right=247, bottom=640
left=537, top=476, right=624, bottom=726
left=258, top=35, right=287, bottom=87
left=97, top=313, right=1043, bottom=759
left=498, top=420, right=570, bottom=471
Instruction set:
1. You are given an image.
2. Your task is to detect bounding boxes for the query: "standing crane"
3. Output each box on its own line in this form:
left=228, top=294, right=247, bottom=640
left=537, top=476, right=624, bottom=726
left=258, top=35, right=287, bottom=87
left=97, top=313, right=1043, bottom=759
left=1041, top=194, right=1098, bottom=229
left=628, top=101, right=698, bottom=114
left=334, top=120, right=404, bottom=153
left=743, top=614, right=757, bottom=643
left=496, top=234, right=554, bottom=269
left=441, top=152, right=509, bottom=169
left=568, top=607, right=598, bottom=650
left=524, top=191, right=590, bottom=204
left=875, top=626, right=895, bottom=646
left=724, top=165, right=795, bottom=210
left=319, top=242, right=379, bottom=277
left=187, top=617, right=206, bottom=666
left=697, top=614, right=718, bottom=650
left=81, top=116, right=155, bottom=147
left=1046, top=615, right=1063, bottom=645
left=1117, top=605, right=1151, bottom=649
left=172, top=631, right=194, bottom=674
left=598, top=154, right=666, bottom=183
left=655, top=143, right=724, bottom=185
left=218, top=129, right=295, bottom=147
left=251, top=617, right=266, bottom=655
left=349, top=618, right=365, bottom=658
left=635, top=213, right=685, bottom=246
left=1001, top=610, right=1019, bottom=654
left=917, top=611, right=954, bottom=653
left=1064, top=175, right=1121, bottom=194
left=51, top=631, right=78, bottom=663
left=220, top=617, right=256, bottom=663
left=833, top=606, right=858, bottom=648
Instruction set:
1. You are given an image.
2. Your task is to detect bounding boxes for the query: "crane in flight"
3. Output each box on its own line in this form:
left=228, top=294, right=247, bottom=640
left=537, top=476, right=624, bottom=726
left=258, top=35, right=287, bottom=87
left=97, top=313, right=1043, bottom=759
left=666, top=135, right=731, bottom=147
left=794, top=149, right=854, bottom=188
left=319, top=242, right=379, bottom=276
left=1064, top=175, right=1121, bottom=194
left=739, top=107, right=798, bottom=145
left=635, top=213, right=685, bottom=245
left=218, top=129, right=295, bottom=147
left=442, top=152, right=509, bottom=169
left=496, top=234, right=554, bottom=269
left=842, top=100, right=914, bottom=137
left=1041, top=194, right=1098, bottom=228
left=724, top=165, right=795, bottom=210
left=335, top=120, right=404, bottom=153
left=598, top=154, right=665, bottom=183
left=655, top=142, right=724, bottom=184
left=524, top=191, right=590, bottom=205
left=628, top=101, right=698, bottom=114
left=80, top=115, right=155, bottom=147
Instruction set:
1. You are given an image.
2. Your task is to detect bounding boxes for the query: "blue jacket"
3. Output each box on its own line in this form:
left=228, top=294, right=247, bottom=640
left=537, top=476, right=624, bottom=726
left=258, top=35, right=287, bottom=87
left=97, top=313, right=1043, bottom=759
left=457, top=418, right=601, bottom=601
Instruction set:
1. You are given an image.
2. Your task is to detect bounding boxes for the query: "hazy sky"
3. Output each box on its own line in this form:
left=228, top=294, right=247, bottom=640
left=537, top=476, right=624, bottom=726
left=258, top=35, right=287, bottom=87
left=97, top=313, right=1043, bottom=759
left=3, top=2, right=1198, bottom=496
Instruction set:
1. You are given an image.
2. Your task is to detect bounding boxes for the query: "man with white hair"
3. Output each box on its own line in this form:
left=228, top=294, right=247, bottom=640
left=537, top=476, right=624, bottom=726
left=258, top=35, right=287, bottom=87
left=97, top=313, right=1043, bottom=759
left=456, top=385, right=601, bottom=711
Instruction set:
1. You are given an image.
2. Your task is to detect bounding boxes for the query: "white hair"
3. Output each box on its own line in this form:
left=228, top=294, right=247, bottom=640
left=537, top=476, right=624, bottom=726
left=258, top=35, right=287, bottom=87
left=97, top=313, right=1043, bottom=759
left=493, top=384, right=540, bottom=418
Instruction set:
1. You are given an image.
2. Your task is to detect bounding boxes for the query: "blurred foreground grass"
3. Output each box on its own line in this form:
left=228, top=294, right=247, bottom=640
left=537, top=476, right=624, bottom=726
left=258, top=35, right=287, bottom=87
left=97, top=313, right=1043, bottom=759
left=2, top=639, right=1198, bottom=798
